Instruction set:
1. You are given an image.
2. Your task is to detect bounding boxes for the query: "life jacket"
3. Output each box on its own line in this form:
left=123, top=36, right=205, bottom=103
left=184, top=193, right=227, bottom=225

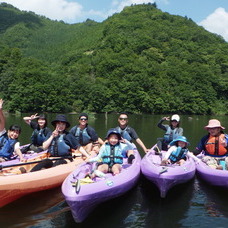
left=164, top=126, right=181, bottom=143
left=205, top=134, right=228, bottom=156
left=0, top=133, right=17, bottom=159
left=102, top=143, right=124, bottom=166
left=169, top=146, right=188, bottom=163
left=31, top=128, right=47, bottom=146
left=71, top=126, right=91, bottom=146
left=116, top=126, right=132, bottom=142
left=49, top=134, right=70, bottom=157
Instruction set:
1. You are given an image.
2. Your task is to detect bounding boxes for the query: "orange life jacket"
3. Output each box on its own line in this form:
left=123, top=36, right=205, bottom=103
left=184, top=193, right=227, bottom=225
left=205, top=134, right=227, bottom=156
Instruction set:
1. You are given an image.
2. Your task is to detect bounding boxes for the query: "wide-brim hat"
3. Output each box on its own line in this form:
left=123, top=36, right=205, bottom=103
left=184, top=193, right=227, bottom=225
left=204, top=119, right=225, bottom=130
left=169, top=136, right=189, bottom=146
left=51, top=114, right=70, bottom=128
left=105, top=128, right=122, bottom=140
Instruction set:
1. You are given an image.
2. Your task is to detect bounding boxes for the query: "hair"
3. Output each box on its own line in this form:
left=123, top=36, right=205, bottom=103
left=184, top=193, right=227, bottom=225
left=170, top=121, right=180, bottom=128
left=119, top=112, right=128, bottom=117
left=9, top=125, right=21, bottom=134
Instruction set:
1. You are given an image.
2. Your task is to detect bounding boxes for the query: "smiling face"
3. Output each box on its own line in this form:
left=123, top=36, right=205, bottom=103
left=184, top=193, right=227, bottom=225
left=8, top=130, right=20, bottom=140
left=38, top=118, right=46, bottom=128
left=108, top=134, right=119, bottom=146
left=78, top=116, right=88, bottom=128
left=55, top=121, right=66, bottom=132
left=178, top=141, right=187, bottom=148
left=207, top=127, right=221, bottom=137
left=118, top=114, right=128, bottom=127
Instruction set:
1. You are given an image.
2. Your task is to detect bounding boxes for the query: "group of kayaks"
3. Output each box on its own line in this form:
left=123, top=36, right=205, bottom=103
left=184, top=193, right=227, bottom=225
left=1, top=144, right=228, bottom=223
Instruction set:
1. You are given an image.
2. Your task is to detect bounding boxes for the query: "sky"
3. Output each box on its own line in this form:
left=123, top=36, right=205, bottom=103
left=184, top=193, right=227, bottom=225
left=1, top=0, right=228, bottom=41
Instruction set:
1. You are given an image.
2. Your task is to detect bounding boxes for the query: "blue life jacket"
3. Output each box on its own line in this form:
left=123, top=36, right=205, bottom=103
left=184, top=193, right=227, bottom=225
left=164, top=126, right=181, bottom=143
left=72, top=126, right=91, bottom=146
left=102, top=143, right=124, bottom=166
left=0, top=133, right=17, bottom=159
left=49, top=134, right=70, bottom=157
left=116, top=126, right=132, bottom=142
left=31, top=128, right=47, bottom=146
left=169, top=146, right=188, bottom=163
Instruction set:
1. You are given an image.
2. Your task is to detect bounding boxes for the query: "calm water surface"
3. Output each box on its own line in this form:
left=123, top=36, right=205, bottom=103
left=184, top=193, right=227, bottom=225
left=1, top=113, right=228, bottom=228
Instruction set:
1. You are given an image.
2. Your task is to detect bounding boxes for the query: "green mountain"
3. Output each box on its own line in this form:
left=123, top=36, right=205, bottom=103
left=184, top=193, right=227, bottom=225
left=0, top=3, right=228, bottom=114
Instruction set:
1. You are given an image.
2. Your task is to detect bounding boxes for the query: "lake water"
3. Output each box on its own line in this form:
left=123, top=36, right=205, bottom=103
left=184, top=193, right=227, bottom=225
left=1, top=113, right=228, bottom=228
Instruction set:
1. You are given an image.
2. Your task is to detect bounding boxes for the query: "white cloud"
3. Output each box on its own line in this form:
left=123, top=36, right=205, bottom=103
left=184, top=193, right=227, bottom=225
left=0, top=0, right=83, bottom=22
left=199, top=7, right=228, bottom=42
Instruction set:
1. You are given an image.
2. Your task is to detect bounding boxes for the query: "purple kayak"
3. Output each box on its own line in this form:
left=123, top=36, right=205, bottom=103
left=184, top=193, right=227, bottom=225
left=141, top=146, right=196, bottom=198
left=196, top=155, right=228, bottom=188
left=61, top=147, right=141, bottom=223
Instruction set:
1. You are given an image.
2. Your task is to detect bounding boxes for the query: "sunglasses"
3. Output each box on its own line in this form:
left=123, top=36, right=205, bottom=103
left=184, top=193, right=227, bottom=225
left=119, top=118, right=128, bottom=120
left=80, top=118, right=88, bottom=121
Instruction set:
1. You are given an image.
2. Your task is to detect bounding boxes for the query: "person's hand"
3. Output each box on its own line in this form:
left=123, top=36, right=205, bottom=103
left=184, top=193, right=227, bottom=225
left=30, top=113, right=39, bottom=120
left=52, top=129, right=59, bottom=137
left=162, top=116, right=170, bottom=121
left=0, top=99, right=3, bottom=109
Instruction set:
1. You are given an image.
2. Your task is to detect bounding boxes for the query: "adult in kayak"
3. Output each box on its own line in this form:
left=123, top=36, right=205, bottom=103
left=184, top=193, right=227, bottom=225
left=114, top=112, right=148, bottom=153
left=194, top=119, right=228, bottom=170
left=155, top=114, right=183, bottom=152
left=0, top=99, right=25, bottom=162
left=30, top=114, right=90, bottom=171
left=70, top=113, right=103, bottom=154
left=23, top=113, right=52, bottom=152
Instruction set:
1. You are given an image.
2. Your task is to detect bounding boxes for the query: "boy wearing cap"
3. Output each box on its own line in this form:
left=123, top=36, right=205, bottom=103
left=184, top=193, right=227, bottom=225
left=156, top=114, right=183, bottom=152
left=70, top=113, right=103, bottom=153
left=86, top=129, right=135, bottom=176
left=195, top=119, right=228, bottom=169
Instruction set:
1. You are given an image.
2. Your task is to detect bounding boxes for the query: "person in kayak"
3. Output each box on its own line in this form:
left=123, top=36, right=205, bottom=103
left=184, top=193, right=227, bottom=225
left=86, top=129, right=135, bottom=176
left=114, top=112, right=148, bottom=153
left=70, top=113, right=104, bottom=154
left=0, top=99, right=25, bottom=162
left=194, top=119, right=228, bottom=170
left=155, top=114, right=183, bottom=152
left=161, top=136, right=199, bottom=166
left=23, top=113, right=52, bottom=152
left=30, top=114, right=90, bottom=171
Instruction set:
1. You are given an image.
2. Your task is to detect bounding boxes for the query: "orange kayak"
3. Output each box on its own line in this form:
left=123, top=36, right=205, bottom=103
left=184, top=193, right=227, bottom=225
left=0, top=152, right=83, bottom=207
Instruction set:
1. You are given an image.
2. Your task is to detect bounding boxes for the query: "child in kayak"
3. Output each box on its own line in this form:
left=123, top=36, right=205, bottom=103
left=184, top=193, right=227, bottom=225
left=0, top=99, right=25, bottom=162
left=161, top=136, right=199, bottom=166
left=86, top=129, right=135, bottom=176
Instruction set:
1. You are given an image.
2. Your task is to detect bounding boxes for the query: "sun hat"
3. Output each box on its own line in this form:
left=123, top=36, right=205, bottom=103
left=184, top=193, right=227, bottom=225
left=204, top=119, right=225, bottom=130
left=171, top=114, right=180, bottom=122
left=51, top=114, right=70, bottom=128
left=79, top=113, right=88, bottom=120
left=105, top=128, right=122, bottom=140
left=169, top=136, right=189, bottom=146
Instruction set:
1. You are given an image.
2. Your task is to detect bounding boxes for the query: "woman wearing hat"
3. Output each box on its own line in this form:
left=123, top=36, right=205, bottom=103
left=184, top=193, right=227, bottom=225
left=23, top=113, right=51, bottom=152
left=161, top=136, right=199, bottom=166
left=195, top=119, right=228, bottom=169
left=155, top=114, right=183, bottom=152
left=31, top=114, right=90, bottom=171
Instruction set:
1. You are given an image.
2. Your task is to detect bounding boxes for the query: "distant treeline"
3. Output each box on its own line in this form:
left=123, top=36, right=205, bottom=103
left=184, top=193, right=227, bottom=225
left=0, top=3, right=228, bottom=114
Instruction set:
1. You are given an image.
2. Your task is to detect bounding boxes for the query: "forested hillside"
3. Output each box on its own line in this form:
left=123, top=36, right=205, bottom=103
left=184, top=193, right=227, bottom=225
left=0, top=2, right=228, bottom=114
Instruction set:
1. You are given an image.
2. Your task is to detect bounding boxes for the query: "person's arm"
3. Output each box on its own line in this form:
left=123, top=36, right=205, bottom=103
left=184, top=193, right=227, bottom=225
left=23, top=113, right=39, bottom=125
left=86, top=144, right=104, bottom=162
left=42, top=130, right=58, bottom=150
left=187, top=151, right=200, bottom=163
left=14, top=142, right=26, bottom=162
left=0, top=99, right=5, bottom=132
left=136, top=138, right=149, bottom=153
left=157, top=117, right=169, bottom=131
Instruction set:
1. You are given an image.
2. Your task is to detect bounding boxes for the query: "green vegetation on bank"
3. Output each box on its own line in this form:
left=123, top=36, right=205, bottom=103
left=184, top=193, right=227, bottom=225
left=0, top=3, right=228, bottom=114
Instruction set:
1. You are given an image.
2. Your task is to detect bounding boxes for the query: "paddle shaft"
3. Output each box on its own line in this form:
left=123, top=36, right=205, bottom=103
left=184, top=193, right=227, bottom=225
left=0, top=155, right=81, bottom=170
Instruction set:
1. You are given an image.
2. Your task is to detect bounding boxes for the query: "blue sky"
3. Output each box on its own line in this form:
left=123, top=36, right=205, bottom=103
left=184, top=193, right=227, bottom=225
left=1, top=0, right=228, bottom=41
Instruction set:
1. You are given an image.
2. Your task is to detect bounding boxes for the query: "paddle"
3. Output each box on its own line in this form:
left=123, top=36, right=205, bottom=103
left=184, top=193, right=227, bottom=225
left=0, top=154, right=82, bottom=170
